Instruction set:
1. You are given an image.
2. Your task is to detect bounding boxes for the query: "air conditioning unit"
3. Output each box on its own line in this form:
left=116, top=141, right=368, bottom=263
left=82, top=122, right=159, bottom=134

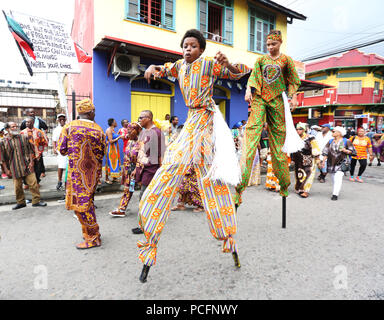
left=112, top=54, right=140, bottom=80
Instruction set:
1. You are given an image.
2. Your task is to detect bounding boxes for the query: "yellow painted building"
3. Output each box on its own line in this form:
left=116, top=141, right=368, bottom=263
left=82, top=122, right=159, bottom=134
left=70, top=0, right=306, bottom=131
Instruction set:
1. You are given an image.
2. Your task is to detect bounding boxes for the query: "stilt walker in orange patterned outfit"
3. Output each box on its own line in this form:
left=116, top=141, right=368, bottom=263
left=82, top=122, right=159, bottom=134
left=137, top=29, right=251, bottom=282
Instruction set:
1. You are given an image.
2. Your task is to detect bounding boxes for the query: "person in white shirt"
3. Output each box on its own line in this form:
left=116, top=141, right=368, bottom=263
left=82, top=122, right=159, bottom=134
left=52, top=114, right=68, bottom=191
left=315, top=123, right=333, bottom=183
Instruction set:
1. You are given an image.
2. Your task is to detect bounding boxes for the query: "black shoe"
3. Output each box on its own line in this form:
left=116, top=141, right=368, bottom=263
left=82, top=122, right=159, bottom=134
left=132, top=227, right=144, bottom=234
left=235, top=204, right=239, bottom=211
left=56, top=182, right=63, bottom=191
left=378, top=163, right=381, bottom=166
left=32, top=201, right=47, bottom=207
left=12, top=203, right=26, bottom=210
left=331, top=195, right=338, bottom=201
left=139, top=265, right=150, bottom=283
left=368, top=163, right=372, bottom=167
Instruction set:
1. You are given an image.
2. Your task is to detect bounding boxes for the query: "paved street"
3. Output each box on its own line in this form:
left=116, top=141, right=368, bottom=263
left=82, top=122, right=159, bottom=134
left=0, top=166, right=383, bottom=300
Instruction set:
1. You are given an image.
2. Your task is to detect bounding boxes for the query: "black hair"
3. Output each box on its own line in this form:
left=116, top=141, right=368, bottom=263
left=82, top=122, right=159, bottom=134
left=170, top=116, right=178, bottom=122
left=180, top=29, right=206, bottom=50
left=108, top=118, right=115, bottom=126
left=141, top=110, right=153, bottom=120
left=121, top=119, right=128, bottom=126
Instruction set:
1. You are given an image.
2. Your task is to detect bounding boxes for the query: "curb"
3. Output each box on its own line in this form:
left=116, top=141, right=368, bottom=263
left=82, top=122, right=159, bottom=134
left=0, top=183, right=124, bottom=206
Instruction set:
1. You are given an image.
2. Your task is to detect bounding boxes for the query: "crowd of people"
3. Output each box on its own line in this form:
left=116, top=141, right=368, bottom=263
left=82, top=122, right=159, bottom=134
left=231, top=120, right=384, bottom=201
left=1, top=28, right=384, bottom=284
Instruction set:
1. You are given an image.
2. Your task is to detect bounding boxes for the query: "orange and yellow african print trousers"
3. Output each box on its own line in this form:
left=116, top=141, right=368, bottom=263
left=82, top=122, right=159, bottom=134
left=234, top=94, right=290, bottom=205
left=75, top=203, right=100, bottom=242
left=137, top=108, right=238, bottom=267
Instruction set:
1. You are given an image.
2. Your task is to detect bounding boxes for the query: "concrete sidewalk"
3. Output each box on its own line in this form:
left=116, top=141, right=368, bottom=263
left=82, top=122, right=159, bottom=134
left=0, top=155, right=272, bottom=205
left=0, top=156, right=124, bottom=205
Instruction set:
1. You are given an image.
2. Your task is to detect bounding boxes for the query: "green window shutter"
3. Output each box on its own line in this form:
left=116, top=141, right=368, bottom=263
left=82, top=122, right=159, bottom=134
left=224, top=7, right=233, bottom=44
left=127, top=0, right=140, bottom=20
left=163, top=0, right=174, bottom=29
left=199, top=0, right=207, bottom=36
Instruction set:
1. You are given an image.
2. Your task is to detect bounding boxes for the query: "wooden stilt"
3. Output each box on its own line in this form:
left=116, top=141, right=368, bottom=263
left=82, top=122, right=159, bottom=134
left=282, top=196, right=286, bottom=229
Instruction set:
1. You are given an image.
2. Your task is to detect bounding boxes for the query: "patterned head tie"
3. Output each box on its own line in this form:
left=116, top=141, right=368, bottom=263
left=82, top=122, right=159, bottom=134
left=296, top=122, right=307, bottom=130
left=128, top=122, right=142, bottom=132
left=267, top=31, right=282, bottom=42
left=76, top=98, right=95, bottom=114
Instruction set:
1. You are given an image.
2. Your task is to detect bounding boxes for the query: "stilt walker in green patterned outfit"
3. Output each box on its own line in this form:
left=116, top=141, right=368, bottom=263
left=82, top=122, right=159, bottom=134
left=234, top=30, right=303, bottom=208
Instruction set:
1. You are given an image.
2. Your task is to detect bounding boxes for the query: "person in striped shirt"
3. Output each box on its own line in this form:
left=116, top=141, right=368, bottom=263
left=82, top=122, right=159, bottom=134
left=0, top=122, right=47, bottom=209
left=349, top=128, right=374, bottom=183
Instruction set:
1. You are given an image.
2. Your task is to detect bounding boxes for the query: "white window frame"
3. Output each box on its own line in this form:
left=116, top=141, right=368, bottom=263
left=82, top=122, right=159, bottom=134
left=338, top=80, right=362, bottom=95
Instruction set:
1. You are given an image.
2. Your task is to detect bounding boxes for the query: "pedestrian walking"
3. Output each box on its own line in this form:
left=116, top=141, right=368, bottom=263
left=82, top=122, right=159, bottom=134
left=57, top=99, right=106, bottom=249
left=316, top=124, right=333, bottom=183
left=20, top=117, right=48, bottom=187
left=109, top=122, right=142, bottom=217
left=291, top=122, right=321, bottom=198
left=370, top=134, right=384, bottom=166
left=321, top=126, right=356, bottom=201
left=118, top=119, right=130, bottom=156
left=105, top=118, right=123, bottom=184
left=52, top=114, right=68, bottom=191
left=20, top=108, right=49, bottom=177
left=131, top=110, right=166, bottom=235
left=0, top=122, right=47, bottom=209
left=349, top=128, right=374, bottom=183
left=171, top=165, right=204, bottom=212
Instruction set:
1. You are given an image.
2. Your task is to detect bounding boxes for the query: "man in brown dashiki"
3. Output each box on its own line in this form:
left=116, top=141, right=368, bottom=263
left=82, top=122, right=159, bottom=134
left=0, top=122, right=47, bottom=209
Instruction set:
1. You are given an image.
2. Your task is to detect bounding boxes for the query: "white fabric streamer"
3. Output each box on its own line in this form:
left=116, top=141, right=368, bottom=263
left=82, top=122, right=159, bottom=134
left=282, top=92, right=305, bottom=154
left=204, top=105, right=242, bottom=185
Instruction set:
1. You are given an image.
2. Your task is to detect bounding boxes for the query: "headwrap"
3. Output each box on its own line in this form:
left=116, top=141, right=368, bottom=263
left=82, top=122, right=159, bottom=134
left=128, top=122, right=142, bottom=132
left=267, top=32, right=282, bottom=42
left=296, top=122, right=307, bottom=130
left=76, top=98, right=95, bottom=114
left=333, top=126, right=346, bottom=137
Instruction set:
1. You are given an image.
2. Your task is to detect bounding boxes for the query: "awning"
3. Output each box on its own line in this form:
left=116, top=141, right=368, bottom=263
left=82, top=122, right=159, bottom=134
left=298, top=79, right=334, bottom=92
left=94, top=36, right=183, bottom=62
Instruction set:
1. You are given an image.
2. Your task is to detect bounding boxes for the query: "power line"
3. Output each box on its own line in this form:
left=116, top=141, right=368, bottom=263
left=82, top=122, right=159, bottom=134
left=301, top=37, right=384, bottom=62
left=296, top=22, right=384, bottom=59
left=298, top=31, right=384, bottom=60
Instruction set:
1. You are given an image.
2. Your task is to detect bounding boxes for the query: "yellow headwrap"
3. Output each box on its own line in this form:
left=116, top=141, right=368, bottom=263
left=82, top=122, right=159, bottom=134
left=76, top=98, right=95, bottom=114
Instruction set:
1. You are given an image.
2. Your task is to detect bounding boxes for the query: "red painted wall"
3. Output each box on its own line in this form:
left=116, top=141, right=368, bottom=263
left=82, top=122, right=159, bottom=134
left=306, top=49, right=384, bottom=73
left=67, top=0, right=94, bottom=117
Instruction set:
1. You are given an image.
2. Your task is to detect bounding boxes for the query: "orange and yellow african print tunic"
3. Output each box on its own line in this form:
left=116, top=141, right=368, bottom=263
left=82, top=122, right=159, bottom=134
left=156, top=56, right=251, bottom=111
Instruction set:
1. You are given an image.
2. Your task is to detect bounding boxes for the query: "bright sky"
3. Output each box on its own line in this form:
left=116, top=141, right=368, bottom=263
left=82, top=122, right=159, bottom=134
left=275, top=0, right=384, bottom=60
left=0, top=0, right=383, bottom=80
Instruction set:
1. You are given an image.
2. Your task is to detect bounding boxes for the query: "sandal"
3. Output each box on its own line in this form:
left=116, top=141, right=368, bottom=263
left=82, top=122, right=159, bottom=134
left=299, top=192, right=309, bottom=198
left=105, top=180, right=113, bottom=185
left=193, top=207, right=204, bottom=212
left=76, top=237, right=101, bottom=250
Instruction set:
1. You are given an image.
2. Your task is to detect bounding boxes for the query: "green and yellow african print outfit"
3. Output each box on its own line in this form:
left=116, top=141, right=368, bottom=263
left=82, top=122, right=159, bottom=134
left=235, top=54, right=301, bottom=204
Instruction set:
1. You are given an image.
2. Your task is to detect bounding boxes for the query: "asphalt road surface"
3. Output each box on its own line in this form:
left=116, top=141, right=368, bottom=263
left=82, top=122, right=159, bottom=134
left=0, top=166, right=383, bottom=300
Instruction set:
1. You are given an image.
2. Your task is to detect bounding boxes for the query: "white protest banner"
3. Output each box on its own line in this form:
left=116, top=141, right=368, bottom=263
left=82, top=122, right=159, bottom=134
left=10, top=10, right=80, bottom=74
